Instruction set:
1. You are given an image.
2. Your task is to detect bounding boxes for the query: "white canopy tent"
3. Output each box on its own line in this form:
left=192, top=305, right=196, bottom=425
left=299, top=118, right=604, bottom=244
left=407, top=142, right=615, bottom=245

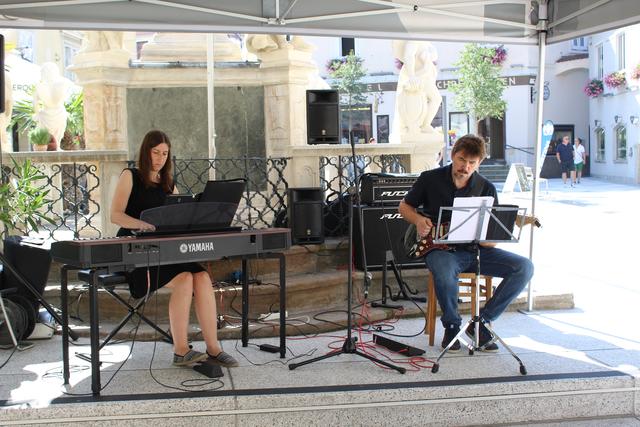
left=1, top=0, right=639, bottom=308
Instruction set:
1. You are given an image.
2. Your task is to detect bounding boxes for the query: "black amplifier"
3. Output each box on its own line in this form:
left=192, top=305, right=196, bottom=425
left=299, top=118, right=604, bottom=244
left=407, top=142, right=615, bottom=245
left=353, top=205, right=424, bottom=270
left=359, top=173, right=418, bottom=205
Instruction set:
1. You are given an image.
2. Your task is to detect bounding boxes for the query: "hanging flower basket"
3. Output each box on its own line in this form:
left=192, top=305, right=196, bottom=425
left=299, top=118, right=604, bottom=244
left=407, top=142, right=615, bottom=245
left=583, top=78, right=604, bottom=98
left=491, top=45, right=507, bottom=65
left=604, top=71, right=626, bottom=89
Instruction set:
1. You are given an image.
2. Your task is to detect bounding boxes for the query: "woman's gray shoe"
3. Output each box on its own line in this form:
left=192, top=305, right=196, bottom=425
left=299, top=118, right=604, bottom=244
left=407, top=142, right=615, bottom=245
left=207, top=350, right=239, bottom=367
left=173, top=349, right=208, bottom=366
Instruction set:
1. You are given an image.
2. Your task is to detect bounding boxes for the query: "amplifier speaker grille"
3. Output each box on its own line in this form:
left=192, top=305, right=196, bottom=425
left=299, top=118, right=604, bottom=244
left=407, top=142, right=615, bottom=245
left=352, top=205, right=424, bottom=270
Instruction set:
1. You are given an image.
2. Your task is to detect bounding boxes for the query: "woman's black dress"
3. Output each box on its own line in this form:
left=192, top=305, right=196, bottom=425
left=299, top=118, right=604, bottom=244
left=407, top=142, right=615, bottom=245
left=116, top=168, right=205, bottom=298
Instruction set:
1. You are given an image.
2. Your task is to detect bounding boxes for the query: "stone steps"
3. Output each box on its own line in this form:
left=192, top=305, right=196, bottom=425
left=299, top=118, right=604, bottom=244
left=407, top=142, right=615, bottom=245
left=479, top=163, right=511, bottom=183
left=0, top=364, right=633, bottom=426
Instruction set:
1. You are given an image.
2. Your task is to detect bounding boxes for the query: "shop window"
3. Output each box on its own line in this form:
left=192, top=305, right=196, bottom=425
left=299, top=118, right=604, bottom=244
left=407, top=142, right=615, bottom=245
left=595, top=127, right=605, bottom=162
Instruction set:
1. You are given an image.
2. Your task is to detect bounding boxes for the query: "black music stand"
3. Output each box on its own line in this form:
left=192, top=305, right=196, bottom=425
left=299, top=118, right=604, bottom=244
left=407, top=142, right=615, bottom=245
left=289, top=134, right=405, bottom=374
left=430, top=200, right=527, bottom=375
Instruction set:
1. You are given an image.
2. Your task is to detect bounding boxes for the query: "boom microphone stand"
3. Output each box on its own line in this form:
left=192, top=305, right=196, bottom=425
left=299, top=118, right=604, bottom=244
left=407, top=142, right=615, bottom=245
left=289, top=134, right=405, bottom=374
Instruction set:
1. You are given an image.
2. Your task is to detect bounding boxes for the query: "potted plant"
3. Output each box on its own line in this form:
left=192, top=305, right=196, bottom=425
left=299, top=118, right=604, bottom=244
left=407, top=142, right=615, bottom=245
left=61, top=92, right=84, bottom=150
left=604, top=71, right=626, bottom=89
left=28, top=127, right=51, bottom=151
left=0, top=158, right=54, bottom=237
left=584, top=78, right=604, bottom=98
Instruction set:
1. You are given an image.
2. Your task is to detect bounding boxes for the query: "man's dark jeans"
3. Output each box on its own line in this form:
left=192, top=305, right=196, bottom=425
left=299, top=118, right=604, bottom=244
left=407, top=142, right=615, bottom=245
left=425, top=246, right=534, bottom=327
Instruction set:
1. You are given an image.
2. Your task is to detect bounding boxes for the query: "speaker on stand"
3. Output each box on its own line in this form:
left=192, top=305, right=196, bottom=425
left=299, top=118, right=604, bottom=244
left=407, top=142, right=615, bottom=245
left=306, top=89, right=340, bottom=145
left=287, top=187, right=325, bottom=245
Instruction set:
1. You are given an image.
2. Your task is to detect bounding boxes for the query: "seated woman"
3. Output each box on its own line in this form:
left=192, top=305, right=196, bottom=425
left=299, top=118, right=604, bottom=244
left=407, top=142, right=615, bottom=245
left=110, top=129, right=238, bottom=368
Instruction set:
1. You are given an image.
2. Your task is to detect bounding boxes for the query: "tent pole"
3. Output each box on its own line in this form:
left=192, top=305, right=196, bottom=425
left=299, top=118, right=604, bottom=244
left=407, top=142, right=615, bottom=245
left=526, top=28, right=547, bottom=312
left=207, top=34, right=217, bottom=164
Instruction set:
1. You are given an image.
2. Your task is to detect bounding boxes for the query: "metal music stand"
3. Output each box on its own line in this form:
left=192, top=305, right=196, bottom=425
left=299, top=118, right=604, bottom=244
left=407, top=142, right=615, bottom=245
left=429, top=200, right=528, bottom=375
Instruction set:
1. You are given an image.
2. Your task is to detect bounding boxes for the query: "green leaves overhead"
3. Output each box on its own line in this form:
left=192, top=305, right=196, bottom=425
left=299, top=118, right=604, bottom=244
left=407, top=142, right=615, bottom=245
left=450, top=44, right=507, bottom=122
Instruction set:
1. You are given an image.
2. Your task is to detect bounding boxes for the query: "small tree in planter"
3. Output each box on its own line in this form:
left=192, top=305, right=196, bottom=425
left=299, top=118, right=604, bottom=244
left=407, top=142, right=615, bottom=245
left=61, top=92, right=84, bottom=150
left=28, top=127, right=51, bottom=151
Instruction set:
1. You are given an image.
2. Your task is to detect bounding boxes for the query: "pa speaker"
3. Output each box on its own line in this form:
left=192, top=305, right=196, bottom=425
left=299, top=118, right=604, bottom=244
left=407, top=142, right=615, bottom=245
left=353, top=205, right=424, bottom=270
left=288, top=188, right=325, bottom=245
left=306, top=89, right=340, bottom=144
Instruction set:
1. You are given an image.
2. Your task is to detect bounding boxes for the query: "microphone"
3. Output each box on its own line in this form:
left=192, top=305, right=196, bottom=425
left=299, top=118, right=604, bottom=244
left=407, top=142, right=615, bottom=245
left=364, top=272, right=372, bottom=299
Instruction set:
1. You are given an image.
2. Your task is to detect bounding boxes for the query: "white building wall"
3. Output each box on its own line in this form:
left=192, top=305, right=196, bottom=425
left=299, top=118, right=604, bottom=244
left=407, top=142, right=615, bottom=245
left=304, top=35, right=587, bottom=172
left=588, top=24, right=640, bottom=184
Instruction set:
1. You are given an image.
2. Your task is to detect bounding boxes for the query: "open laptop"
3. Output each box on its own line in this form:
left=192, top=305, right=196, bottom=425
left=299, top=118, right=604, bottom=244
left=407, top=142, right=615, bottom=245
left=137, top=179, right=246, bottom=236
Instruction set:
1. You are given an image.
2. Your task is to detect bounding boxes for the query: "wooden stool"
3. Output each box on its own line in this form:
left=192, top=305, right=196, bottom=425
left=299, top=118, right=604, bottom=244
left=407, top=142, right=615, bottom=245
left=425, top=272, right=493, bottom=346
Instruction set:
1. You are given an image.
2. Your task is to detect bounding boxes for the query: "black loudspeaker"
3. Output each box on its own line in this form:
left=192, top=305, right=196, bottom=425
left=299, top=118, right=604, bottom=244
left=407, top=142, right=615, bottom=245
left=306, top=89, right=340, bottom=144
left=1, top=237, right=52, bottom=311
left=353, top=205, right=424, bottom=270
left=288, top=188, right=325, bottom=245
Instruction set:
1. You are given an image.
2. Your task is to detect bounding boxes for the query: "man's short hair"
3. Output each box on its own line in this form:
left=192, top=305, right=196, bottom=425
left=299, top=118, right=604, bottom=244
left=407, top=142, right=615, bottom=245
left=451, top=134, right=486, bottom=160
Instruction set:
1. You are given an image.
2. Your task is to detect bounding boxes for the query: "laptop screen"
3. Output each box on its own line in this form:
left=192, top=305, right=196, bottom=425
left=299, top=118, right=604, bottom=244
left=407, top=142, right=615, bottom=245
left=137, top=179, right=246, bottom=236
left=199, top=179, right=246, bottom=205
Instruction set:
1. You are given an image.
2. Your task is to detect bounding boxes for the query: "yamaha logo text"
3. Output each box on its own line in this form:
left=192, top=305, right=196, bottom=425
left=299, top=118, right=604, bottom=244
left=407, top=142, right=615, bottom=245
left=179, top=242, right=215, bottom=254
left=379, top=213, right=403, bottom=220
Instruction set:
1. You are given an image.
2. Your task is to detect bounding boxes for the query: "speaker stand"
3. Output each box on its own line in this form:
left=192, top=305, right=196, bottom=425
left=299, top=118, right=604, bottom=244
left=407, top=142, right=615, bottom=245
left=371, top=250, right=425, bottom=309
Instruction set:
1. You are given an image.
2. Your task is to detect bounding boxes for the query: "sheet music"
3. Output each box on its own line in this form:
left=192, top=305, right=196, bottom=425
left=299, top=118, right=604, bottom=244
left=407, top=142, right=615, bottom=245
left=448, top=196, right=494, bottom=241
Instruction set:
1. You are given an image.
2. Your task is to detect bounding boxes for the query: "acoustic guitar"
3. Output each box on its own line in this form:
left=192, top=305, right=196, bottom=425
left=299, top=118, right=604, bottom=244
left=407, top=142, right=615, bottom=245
left=403, top=214, right=541, bottom=260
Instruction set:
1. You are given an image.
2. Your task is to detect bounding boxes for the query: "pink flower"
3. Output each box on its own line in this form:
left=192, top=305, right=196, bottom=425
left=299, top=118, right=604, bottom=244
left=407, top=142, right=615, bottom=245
left=583, top=78, right=604, bottom=98
left=604, top=71, right=626, bottom=89
left=491, top=45, right=507, bottom=65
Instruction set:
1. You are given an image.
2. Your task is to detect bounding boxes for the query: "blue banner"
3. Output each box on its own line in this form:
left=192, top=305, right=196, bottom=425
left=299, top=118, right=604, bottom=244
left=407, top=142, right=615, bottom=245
left=539, top=120, right=554, bottom=176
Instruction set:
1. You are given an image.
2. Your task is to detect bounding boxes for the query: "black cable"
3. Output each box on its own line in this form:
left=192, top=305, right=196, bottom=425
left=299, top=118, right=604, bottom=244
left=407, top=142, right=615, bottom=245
left=0, top=345, right=17, bottom=370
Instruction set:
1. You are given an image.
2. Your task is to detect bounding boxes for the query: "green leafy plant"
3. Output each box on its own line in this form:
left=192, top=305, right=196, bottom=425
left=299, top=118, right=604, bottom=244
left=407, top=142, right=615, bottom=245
left=9, top=86, right=37, bottom=135
left=327, top=51, right=368, bottom=144
left=61, top=92, right=85, bottom=149
left=449, top=43, right=507, bottom=132
left=0, top=158, right=54, bottom=235
left=28, top=127, right=51, bottom=146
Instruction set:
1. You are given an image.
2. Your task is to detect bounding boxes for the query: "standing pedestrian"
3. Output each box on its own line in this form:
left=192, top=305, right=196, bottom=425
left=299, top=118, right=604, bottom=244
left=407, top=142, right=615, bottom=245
left=556, top=136, right=576, bottom=187
left=573, top=137, right=587, bottom=183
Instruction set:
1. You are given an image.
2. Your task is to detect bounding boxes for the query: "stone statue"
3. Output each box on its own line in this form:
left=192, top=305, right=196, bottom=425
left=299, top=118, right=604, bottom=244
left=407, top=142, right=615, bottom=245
left=0, top=73, right=13, bottom=153
left=246, top=34, right=313, bottom=55
left=391, top=40, right=442, bottom=137
left=33, top=62, right=71, bottom=145
left=80, top=31, right=124, bottom=53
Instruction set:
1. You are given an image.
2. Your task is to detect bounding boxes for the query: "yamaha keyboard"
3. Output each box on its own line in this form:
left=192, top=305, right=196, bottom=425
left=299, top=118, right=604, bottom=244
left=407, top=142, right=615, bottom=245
left=51, top=228, right=291, bottom=270
left=55, top=227, right=291, bottom=396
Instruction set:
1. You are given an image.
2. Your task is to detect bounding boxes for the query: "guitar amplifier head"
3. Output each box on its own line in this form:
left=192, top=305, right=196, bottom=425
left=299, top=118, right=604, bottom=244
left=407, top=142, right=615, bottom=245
left=360, top=173, right=417, bottom=205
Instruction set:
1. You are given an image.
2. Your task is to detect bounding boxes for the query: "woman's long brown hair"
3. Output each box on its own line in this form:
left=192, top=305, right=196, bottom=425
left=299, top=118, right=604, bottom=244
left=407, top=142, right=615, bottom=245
left=137, top=130, right=174, bottom=193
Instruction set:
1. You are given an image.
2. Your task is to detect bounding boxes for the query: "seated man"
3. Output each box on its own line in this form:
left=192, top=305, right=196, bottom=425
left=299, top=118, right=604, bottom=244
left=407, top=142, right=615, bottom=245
left=398, top=134, right=534, bottom=352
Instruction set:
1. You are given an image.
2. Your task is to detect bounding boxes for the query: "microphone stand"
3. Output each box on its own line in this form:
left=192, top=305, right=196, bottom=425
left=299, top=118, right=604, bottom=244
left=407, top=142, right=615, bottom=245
left=289, top=131, right=405, bottom=374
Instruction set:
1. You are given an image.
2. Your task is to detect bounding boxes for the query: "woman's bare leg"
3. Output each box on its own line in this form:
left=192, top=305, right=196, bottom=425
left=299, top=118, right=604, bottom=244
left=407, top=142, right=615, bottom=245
left=192, top=271, right=222, bottom=355
left=166, top=272, right=194, bottom=356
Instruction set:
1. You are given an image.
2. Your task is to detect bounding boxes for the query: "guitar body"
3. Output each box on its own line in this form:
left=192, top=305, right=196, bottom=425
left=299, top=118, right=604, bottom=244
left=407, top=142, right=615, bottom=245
left=403, top=222, right=450, bottom=260
left=402, top=213, right=540, bottom=260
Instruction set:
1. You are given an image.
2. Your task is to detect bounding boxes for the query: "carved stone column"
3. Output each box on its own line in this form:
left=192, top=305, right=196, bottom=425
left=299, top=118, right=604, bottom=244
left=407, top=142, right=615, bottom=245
left=68, top=31, right=133, bottom=151
left=247, top=35, right=324, bottom=187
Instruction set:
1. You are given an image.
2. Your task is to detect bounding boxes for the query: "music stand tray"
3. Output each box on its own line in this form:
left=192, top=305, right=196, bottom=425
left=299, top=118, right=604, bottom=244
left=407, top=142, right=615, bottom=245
left=430, top=199, right=528, bottom=375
